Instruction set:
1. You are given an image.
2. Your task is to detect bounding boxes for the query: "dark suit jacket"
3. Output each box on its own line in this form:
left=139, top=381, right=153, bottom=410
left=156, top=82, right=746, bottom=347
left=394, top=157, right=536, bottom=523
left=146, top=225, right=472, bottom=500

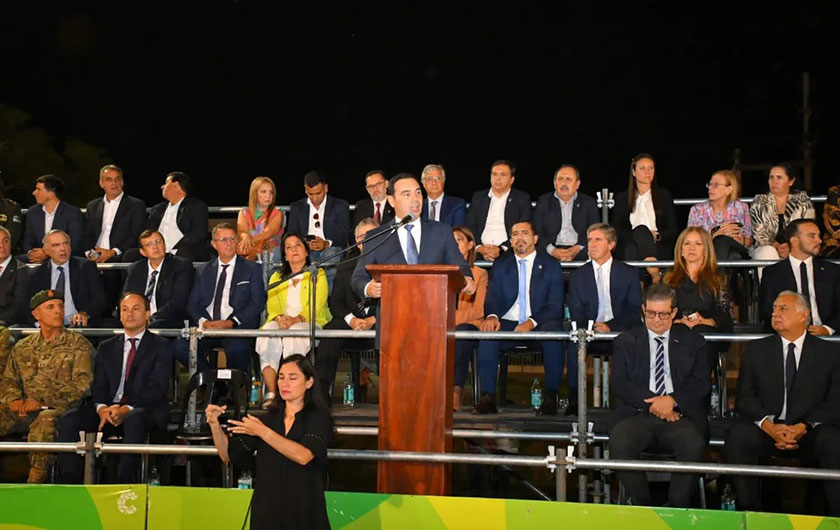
left=353, top=198, right=395, bottom=229
left=610, top=325, right=710, bottom=438
left=91, top=332, right=172, bottom=430
left=123, top=254, right=195, bottom=328
left=422, top=195, right=467, bottom=227
left=330, top=254, right=374, bottom=322
left=27, top=257, right=106, bottom=326
left=187, top=255, right=267, bottom=329
left=466, top=188, right=532, bottom=244
left=533, top=191, right=600, bottom=252
left=736, top=333, right=840, bottom=426
left=351, top=218, right=472, bottom=299
left=147, top=197, right=210, bottom=261
left=0, top=257, right=29, bottom=325
left=568, top=259, right=642, bottom=331
left=483, top=251, right=564, bottom=326
left=288, top=195, right=351, bottom=249
left=611, top=188, right=679, bottom=254
left=23, top=201, right=85, bottom=256
left=83, top=194, right=146, bottom=254
left=758, top=257, right=840, bottom=331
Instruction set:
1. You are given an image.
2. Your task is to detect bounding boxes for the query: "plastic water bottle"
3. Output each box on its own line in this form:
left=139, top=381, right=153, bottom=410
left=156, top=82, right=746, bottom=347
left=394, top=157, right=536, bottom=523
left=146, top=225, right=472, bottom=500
left=237, top=471, right=252, bottom=489
left=710, top=384, right=721, bottom=418
left=343, top=373, right=355, bottom=406
left=530, top=378, right=542, bottom=411
left=148, top=466, right=160, bottom=486
left=249, top=377, right=261, bottom=407
left=720, top=483, right=736, bottom=510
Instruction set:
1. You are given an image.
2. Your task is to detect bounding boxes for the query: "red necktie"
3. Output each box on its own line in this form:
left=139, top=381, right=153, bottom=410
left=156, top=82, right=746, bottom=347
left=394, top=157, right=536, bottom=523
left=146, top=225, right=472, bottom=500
left=124, top=338, right=137, bottom=384
left=374, top=202, right=381, bottom=224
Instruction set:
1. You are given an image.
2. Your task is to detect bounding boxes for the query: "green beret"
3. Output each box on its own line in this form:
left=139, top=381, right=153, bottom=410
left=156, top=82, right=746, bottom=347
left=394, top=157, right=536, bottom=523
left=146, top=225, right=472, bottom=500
left=30, top=289, right=64, bottom=310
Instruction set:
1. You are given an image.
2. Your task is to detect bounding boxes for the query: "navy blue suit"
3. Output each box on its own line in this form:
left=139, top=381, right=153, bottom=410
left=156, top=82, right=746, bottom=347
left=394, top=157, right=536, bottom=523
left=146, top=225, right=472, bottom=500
left=122, top=254, right=195, bottom=328
left=533, top=191, right=600, bottom=260
left=83, top=194, right=147, bottom=254
left=58, top=331, right=173, bottom=483
left=27, top=257, right=106, bottom=326
left=422, top=195, right=467, bottom=227
left=22, top=201, right=85, bottom=257
left=758, top=257, right=840, bottom=332
left=477, top=251, right=566, bottom=395
left=287, top=195, right=351, bottom=249
left=567, top=259, right=642, bottom=332
left=174, top=256, right=267, bottom=370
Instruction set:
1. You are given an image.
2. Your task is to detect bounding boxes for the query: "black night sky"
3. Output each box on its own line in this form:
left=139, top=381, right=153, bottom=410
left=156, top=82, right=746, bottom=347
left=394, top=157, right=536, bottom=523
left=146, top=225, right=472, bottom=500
left=1, top=4, right=835, bottom=213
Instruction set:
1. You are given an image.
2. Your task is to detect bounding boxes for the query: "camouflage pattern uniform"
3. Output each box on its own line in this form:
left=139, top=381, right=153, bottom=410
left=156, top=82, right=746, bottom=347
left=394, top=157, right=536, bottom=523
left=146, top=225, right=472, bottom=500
left=0, top=326, right=12, bottom=375
left=0, top=329, right=92, bottom=474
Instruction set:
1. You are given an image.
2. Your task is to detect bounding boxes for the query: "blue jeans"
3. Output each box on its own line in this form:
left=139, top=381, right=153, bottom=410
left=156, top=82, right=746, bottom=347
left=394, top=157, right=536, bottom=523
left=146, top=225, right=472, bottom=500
left=310, top=245, right=343, bottom=292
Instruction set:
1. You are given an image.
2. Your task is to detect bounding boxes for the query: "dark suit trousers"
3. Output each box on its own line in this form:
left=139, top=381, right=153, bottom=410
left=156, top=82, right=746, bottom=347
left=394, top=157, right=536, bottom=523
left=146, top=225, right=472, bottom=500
left=476, top=319, right=565, bottom=396
left=315, top=317, right=375, bottom=403
left=726, top=420, right=840, bottom=515
left=610, top=413, right=706, bottom=507
left=624, top=226, right=672, bottom=262
left=173, top=337, right=254, bottom=372
left=455, top=323, right=479, bottom=388
left=58, top=405, right=157, bottom=484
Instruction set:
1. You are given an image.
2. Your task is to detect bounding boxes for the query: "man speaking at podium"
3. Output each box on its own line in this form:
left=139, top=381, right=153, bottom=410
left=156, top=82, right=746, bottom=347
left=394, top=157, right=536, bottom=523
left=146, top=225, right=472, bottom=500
left=352, top=172, right=475, bottom=308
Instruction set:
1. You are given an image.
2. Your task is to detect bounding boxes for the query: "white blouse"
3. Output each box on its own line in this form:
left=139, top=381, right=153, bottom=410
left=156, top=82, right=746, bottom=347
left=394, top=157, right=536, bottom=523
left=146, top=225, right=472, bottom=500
left=629, top=190, right=658, bottom=232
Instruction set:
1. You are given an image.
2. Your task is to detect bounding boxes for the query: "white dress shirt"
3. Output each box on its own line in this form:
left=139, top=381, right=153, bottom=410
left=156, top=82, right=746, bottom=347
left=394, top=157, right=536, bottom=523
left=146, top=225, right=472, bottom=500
left=427, top=193, right=444, bottom=222
left=51, top=260, right=78, bottom=325
left=481, top=190, right=510, bottom=246
left=146, top=257, right=165, bottom=315
left=95, top=192, right=124, bottom=253
left=307, top=196, right=328, bottom=243
left=629, top=190, right=658, bottom=232
left=373, top=199, right=388, bottom=220
left=44, top=202, right=59, bottom=234
left=97, top=330, right=146, bottom=410
left=201, top=257, right=237, bottom=327
left=500, top=250, right=538, bottom=325
left=648, top=328, right=674, bottom=395
left=759, top=331, right=807, bottom=426
left=789, top=255, right=832, bottom=333
left=0, top=255, right=12, bottom=278
left=159, top=198, right=185, bottom=255
left=396, top=216, right=422, bottom=260
left=593, top=257, right=615, bottom=322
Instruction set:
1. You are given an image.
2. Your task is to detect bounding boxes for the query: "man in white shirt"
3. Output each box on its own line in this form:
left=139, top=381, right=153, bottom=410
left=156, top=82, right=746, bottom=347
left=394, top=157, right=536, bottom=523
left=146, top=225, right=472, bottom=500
left=22, top=175, right=84, bottom=263
left=146, top=172, right=210, bottom=261
left=727, top=291, right=840, bottom=514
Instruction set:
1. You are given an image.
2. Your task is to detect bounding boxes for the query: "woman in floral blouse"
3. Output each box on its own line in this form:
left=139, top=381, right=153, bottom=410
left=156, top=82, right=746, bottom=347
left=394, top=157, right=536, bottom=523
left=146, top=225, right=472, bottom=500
left=687, top=169, right=753, bottom=260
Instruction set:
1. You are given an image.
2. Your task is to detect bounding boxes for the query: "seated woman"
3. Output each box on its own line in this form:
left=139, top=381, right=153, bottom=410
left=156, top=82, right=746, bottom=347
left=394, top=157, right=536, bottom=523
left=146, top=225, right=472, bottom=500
left=750, top=163, right=815, bottom=263
left=451, top=226, right=488, bottom=411
left=256, top=233, right=331, bottom=408
left=687, top=170, right=753, bottom=260
left=237, top=176, right=284, bottom=262
left=665, top=227, right=733, bottom=372
left=823, top=183, right=840, bottom=257
left=612, top=153, right=678, bottom=283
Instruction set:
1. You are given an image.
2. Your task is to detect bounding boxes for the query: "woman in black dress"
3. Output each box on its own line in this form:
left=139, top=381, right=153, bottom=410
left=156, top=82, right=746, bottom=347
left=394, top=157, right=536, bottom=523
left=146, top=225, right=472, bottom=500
left=207, top=354, right=333, bottom=530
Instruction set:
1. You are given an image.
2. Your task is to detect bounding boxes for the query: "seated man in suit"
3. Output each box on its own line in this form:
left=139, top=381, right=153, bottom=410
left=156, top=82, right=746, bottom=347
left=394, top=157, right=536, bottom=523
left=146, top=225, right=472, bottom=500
left=420, top=164, right=467, bottom=227
left=466, top=160, right=532, bottom=262
left=475, top=220, right=565, bottom=415
left=726, top=291, right=840, bottom=515
left=123, top=229, right=194, bottom=328
left=0, top=290, right=93, bottom=483
left=566, top=223, right=642, bottom=413
left=83, top=164, right=146, bottom=314
left=23, top=175, right=85, bottom=263
left=759, top=219, right=840, bottom=334
left=533, top=165, right=600, bottom=262
left=610, top=283, right=709, bottom=507
left=0, top=227, right=28, bottom=326
left=58, top=292, right=172, bottom=484
left=27, top=229, right=106, bottom=327
left=174, top=223, right=267, bottom=371
left=352, top=170, right=394, bottom=228
left=287, top=171, right=351, bottom=290
left=146, top=171, right=209, bottom=262
left=317, top=218, right=379, bottom=404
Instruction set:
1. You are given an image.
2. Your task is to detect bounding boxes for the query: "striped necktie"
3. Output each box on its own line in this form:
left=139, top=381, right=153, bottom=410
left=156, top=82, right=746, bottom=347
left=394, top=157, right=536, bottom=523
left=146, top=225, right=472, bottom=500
left=654, top=336, right=666, bottom=396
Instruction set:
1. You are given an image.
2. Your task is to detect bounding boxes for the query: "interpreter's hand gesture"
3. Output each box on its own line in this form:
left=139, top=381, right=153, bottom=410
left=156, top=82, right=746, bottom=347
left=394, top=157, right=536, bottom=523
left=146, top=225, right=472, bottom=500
left=228, top=414, right=269, bottom=439
left=205, top=404, right=227, bottom=427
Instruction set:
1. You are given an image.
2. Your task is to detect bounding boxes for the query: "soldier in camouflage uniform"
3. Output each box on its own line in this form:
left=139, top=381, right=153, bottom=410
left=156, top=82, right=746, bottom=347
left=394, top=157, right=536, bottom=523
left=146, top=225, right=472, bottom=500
left=0, top=326, right=12, bottom=374
left=0, top=290, right=92, bottom=483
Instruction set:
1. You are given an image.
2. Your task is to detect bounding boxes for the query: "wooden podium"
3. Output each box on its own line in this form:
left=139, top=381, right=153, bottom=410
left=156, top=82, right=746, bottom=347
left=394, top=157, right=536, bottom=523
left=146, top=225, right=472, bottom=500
left=368, top=264, right=465, bottom=495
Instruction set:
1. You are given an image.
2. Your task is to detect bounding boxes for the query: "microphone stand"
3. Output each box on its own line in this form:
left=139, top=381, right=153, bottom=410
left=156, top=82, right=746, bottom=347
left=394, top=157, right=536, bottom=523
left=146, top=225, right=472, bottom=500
left=266, top=216, right=410, bottom=363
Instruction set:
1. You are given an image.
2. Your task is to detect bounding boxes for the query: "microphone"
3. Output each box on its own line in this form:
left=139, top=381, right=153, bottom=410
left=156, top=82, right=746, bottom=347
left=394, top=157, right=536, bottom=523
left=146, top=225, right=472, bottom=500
left=396, top=213, right=418, bottom=226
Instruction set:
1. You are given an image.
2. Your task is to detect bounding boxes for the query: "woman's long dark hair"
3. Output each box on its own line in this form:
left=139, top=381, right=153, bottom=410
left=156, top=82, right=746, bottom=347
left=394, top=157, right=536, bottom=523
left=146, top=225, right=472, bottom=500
left=278, top=232, right=311, bottom=278
left=271, top=354, right=330, bottom=412
left=627, top=152, right=662, bottom=212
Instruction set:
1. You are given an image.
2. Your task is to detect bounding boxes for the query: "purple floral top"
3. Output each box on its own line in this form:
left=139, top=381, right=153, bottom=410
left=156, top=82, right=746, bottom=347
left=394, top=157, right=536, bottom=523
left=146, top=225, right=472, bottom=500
left=687, top=200, right=753, bottom=238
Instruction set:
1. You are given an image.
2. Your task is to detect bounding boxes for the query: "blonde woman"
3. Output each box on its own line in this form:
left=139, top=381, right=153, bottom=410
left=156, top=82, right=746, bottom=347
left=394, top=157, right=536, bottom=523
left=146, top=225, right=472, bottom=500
left=687, top=170, right=753, bottom=260
left=237, top=176, right=284, bottom=261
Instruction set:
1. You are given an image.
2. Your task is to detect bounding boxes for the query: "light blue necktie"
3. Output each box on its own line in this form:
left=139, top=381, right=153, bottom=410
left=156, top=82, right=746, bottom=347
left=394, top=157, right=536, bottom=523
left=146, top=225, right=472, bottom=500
left=404, top=224, right=419, bottom=265
left=518, top=259, right=528, bottom=324
left=654, top=336, right=666, bottom=396
left=595, top=266, right=607, bottom=322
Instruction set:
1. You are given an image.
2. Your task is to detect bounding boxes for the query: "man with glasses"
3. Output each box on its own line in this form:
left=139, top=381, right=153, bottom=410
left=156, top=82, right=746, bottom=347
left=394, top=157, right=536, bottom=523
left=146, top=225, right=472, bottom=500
left=287, top=171, right=351, bottom=290
left=609, top=283, right=709, bottom=507
left=353, top=170, right=394, bottom=229
left=174, top=223, right=266, bottom=371
left=420, top=164, right=466, bottom=227
left=123, top=230, right=194, bottom=328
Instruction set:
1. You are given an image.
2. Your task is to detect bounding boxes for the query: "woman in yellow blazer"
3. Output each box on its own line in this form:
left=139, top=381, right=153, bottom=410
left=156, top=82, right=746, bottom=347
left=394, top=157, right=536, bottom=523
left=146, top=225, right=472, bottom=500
left=256, top=233, right=332, bottom=407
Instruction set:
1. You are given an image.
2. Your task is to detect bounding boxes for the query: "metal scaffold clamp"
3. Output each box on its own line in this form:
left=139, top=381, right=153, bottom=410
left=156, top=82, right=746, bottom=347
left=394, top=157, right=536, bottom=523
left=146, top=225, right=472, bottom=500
left=570, top=321, right=595, bottom=344
left=547, top=446, right=557, bottom=473
left=181, top=326, right=203, bottom=340
left=564, top=446, right=577, bottom=473
left=596, top=190, right=615, bottom=209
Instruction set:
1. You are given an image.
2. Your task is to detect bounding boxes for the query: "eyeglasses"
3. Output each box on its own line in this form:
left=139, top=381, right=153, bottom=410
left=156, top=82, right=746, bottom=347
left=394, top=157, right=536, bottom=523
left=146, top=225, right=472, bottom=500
left=214, top=236, right=237, bottom=244
left=365, top=181, right=387, bottom=190
left=312, top=212, right=320, bottom=229
left=141, top=238, right=164, bottom=248
left=423, top=176, right=443, bottom=183
left=644, top=310, right=674, bottom=320
left=705, top=182, right=731, bottom=189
